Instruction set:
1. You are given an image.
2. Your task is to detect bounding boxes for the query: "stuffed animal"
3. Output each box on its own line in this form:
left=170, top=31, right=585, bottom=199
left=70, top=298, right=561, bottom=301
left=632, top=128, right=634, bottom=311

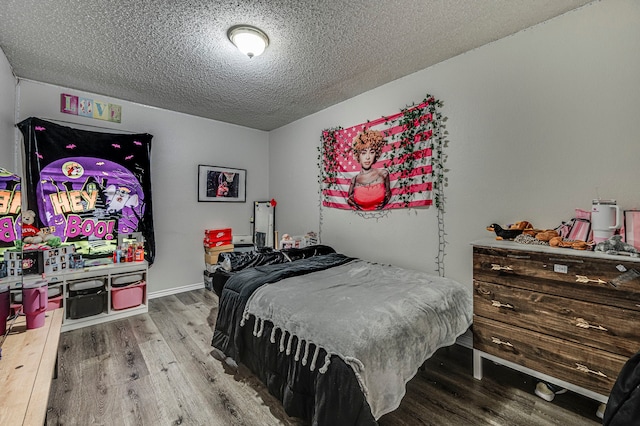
left=510, top=221, right=533, bottom=231
left=594, top=235, right=640, bottom=257
left=549, top=236, right=591, bottom=250
left=487, top=224, right=524, bottom=240
left=534, top=230, right=559, bottom=242
left=21, top=210, right=60, bottom=246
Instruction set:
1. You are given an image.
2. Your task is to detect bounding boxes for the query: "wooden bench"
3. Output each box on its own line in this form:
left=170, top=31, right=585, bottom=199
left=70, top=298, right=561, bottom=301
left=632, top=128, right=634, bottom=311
left=0, top=308, right=63, bottom=425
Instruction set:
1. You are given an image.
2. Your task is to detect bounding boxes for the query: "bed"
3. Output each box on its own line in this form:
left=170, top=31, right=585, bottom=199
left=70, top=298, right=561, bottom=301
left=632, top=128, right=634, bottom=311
left=211, top=248, right=472, bottom=425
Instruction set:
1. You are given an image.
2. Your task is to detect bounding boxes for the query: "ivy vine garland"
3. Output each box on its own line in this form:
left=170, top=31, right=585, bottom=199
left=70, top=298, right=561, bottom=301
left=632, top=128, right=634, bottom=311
left=317, top=93, right=449, bottom=275
left=319, top=94, right=446, bottom=211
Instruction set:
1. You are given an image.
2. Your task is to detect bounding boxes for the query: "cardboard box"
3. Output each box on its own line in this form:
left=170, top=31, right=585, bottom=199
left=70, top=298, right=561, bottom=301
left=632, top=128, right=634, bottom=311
left=204, top=228, right=232, bottom=248
left=205, top=228, right=232, bottom=241
left=204, top=239, right=232, bottom=249
left=204, top=244, right=234, bottom=265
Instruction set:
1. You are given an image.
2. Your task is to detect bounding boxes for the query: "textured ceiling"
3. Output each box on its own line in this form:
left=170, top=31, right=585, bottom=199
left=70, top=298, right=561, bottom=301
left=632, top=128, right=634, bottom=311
left=0, top=0, right=593, bottom=131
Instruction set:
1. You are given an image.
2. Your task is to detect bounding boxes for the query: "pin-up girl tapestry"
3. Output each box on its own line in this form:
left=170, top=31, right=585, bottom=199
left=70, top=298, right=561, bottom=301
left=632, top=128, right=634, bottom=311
left=18, top=118, right=155, bottom=264
left=320, top=94, right=445, bottom=212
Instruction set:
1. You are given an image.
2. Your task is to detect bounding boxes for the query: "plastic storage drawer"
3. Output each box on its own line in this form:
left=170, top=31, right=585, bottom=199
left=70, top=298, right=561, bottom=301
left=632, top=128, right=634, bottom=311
left=47, top=286, right=63, bottom=311
left=67, top=278, right=106, bottom=319
left=111, top=280, right=146, bottom=310
left=67, top=291, right=106, bottom=319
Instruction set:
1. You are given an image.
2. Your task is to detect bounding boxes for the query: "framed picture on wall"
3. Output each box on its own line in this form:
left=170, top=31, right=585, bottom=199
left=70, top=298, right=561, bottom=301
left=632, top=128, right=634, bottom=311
left=198, top=165, right=246, bottom=202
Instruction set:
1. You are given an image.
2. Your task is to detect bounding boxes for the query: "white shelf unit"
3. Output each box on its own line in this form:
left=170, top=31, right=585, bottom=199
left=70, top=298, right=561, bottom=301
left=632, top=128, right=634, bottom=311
left=15, top=261, right=148, bottom=332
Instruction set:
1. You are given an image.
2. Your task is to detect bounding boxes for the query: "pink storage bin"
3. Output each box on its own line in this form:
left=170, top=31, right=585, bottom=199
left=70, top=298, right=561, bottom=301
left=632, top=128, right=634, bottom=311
left=47, top=295, right=63, bottom=311
left=111, top=280, right=146, bottom=310
left=47, top=286, right=63, bottom=311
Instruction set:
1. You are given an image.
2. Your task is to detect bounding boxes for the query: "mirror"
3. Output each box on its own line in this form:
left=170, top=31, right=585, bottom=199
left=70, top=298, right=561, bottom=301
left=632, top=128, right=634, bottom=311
left=254, top=201, right=275, bottom=249
left=0, top=167, right=22, bottom=284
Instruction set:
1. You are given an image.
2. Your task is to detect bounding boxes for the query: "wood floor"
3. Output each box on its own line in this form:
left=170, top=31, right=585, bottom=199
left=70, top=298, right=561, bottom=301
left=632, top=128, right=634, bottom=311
left=47, top=289, right=603, bottom=425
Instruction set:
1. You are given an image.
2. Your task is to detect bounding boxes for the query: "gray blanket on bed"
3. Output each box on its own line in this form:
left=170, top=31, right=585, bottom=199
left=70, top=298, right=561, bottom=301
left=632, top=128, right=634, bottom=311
left=242, top=259, right=472, bottom=419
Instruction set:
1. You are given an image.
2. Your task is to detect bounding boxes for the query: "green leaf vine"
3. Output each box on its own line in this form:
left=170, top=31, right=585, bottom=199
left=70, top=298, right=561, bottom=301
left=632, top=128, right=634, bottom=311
left=317, top=127, right=343, bottom=193
left=317, top=93, right=449, bottom=276
left=319, top=94, right=446, bottom=211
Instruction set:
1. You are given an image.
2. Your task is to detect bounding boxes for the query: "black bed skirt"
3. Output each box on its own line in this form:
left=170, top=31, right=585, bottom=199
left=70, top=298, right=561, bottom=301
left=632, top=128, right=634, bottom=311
left=238, top=316, right=377, bottom=426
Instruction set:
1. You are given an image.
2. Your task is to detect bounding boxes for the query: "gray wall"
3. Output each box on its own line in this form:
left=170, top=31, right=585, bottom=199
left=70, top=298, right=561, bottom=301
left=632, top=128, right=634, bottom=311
left=15, top=80, right=270, bottom=295
left=0, top=48, right=16, bottom=171
left=3, top=0, right=639, bottom=294
left=269, top=0, right=640, bottom=286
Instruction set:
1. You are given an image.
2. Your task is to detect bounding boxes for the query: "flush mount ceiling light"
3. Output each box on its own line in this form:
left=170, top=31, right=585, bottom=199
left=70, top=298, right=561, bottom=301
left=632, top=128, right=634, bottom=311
left=227, top=25, right=269, bottom=58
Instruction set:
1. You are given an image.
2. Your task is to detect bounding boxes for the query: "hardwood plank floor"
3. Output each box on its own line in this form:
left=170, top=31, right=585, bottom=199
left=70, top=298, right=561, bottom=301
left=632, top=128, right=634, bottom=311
left=47, top=289, right=603, bottom=425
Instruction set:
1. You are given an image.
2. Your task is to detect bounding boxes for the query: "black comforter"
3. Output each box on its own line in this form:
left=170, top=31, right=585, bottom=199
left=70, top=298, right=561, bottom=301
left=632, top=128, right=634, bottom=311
left=603, top=349, right=640, bottom=425
left=211, top=253, right=378, bottom=425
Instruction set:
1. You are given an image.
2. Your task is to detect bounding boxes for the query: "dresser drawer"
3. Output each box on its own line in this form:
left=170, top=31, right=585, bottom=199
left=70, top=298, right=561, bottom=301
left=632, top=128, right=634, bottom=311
left=473, top=316, right=627, bottom=396
left=473, top=247, right=640, bottom=311
left=474, top=280, right=640, bottom=358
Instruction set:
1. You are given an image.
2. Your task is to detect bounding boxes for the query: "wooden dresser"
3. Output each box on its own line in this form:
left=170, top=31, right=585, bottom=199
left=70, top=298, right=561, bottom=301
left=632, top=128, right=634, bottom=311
left=472, top=239, right=640, bottom=403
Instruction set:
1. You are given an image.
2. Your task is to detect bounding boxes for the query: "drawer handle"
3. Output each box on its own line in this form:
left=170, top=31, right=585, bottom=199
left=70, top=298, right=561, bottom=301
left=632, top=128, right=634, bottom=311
left=575, top=275, right=607, bottom=285
left=575, top=317, right=608, bottom=332
left=507, top=254, right=530, bottom=259
left=491, top=337, right=514, bottom=348
left=491, top=300, right=514, bottom=310
left=549, top=257, right=584, bottom=264
left=491, top=264, right=513, bottom=271
left=575, top=363, right=608, bottom=379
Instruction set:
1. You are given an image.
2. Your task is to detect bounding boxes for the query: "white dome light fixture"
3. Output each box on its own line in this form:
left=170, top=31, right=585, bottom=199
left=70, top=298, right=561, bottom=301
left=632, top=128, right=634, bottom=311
left=227, top=25, right=269, bottom=59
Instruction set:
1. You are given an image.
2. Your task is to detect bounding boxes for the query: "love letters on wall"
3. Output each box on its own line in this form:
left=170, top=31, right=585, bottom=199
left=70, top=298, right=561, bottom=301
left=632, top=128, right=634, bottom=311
left=18, top=118, right=155, bottom=264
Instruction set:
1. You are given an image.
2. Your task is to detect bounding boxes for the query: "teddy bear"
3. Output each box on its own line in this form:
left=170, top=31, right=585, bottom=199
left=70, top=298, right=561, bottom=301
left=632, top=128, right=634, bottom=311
left=21, top=210, right=60, bottom=246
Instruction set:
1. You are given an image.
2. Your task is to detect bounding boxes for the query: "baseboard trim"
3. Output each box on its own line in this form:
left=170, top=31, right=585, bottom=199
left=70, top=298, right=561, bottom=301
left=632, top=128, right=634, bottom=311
left=148, top=282, right=204, bottom=300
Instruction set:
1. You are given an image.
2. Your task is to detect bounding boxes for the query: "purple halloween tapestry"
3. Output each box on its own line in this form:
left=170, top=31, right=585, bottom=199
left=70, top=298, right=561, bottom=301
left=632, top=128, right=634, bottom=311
left=18, top=118, right=155, bottom=264
left=0, top=168, right=21, bottom=250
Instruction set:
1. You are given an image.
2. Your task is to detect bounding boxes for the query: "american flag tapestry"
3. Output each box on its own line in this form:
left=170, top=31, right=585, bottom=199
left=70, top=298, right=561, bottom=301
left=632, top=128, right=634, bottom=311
left=320, top=95, right=444, bottom=211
